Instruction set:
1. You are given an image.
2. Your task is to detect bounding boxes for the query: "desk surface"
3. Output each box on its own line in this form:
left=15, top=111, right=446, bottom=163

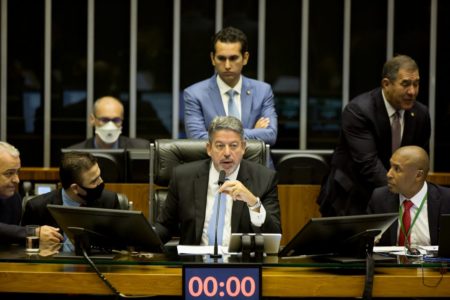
left=0, top=246, right=449, bottom=298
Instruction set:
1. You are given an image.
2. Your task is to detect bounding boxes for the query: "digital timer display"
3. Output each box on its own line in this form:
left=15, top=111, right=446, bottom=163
left=183, top=264, right=261, bottom=300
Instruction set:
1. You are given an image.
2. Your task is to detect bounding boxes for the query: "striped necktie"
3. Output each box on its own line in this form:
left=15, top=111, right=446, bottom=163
left=227, top=89, right=240, bottom=120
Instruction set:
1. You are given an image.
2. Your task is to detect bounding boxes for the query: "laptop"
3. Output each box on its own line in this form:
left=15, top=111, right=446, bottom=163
left=438, top=214, right=450, bottom=258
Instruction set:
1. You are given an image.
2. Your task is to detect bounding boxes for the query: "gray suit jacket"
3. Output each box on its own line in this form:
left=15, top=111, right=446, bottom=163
left=183, top=75, right=278, bottom=145
left=155, top=159, right=281, bottom=245
left=317, top=87, right=431, bottom=216
left=367, top=183, right=450, bottom=245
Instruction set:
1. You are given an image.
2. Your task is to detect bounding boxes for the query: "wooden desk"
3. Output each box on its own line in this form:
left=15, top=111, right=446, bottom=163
left=0, top=262, right=448, bottom=297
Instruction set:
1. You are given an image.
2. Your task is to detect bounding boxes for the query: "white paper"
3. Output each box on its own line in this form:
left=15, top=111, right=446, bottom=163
left=177, top=245, right=225, bottom=255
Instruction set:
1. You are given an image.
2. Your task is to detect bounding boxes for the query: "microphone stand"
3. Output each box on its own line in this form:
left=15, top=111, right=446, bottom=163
left=211, top=170, right=226, bottom=260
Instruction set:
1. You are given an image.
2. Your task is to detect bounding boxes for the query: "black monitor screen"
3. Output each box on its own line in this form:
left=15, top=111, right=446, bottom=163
left=61, top=148, right=126, bottom=183
left=279, top=213, right=398, bottom=257
left=47, top=204, right=164, bottom=253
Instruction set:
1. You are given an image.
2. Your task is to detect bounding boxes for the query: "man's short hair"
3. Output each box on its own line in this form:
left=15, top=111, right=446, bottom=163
left=208, top=116, right=244, bottom=143
left=382, top=54, right=419, bottom=82
left=211, top=26, right=248, bottom=55
left=59, top=151, right=98, bottom=189
left=0, top=141, right=20, bottom=158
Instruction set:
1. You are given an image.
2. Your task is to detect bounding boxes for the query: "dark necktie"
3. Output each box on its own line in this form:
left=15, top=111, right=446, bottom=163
left=398, top=200, right=414, bottom=246
left=227, top=89, right=240, bottom=120
left=391, top=111, right=401, bottom=153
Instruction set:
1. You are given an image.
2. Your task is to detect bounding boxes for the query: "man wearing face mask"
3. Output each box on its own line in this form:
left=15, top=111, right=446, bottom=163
left=22, top=152, right=120, bottom=231
left=68, top=96, right=149, bottom=149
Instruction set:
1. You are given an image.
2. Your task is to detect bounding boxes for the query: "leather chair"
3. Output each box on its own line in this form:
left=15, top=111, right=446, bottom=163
left=274, top=153, right=329, bottom=184
left=149, top=139, right=268, bottom=224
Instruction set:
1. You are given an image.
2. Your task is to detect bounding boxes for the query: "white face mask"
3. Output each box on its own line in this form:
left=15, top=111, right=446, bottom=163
left=95, top=121, right=122, bottom=144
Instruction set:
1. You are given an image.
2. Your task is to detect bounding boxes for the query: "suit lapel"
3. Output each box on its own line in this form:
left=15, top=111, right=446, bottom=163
left=240, top=77, right=252, bottom=128
left=209, top=76, right=227, bottom=116
left=385, top=192, right=400, bottom=246
left=231, top=161, right=251, bottom=233
left=402, top=108, right=418, bottom=146
left=194, top=160, right=211, bottom=243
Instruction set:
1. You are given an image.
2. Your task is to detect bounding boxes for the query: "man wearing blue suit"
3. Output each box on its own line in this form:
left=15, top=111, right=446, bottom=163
left=183, top=26, right=277, bottom=146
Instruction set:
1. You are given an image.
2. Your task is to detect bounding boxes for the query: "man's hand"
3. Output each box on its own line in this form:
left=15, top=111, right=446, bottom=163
left=38, top=225, right=64, bottom=243
left=218, top=180, right=258, bottom=208
left=254, top=117, right=270, bottom=129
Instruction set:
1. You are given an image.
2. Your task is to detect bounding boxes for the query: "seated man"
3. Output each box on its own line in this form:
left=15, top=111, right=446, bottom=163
left=69, top=96, right=149, bottom=149
left=22, top=151, right=121, bottom=230
left=367, top=145, right=450, bottom=246
left=155, top=116, right=281, bottom=247
left=0, top=142, right=61, bottom=244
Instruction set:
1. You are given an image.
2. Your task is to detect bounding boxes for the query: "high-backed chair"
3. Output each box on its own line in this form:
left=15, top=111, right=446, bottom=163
left=149, top=139, right=268, bottom=224
left=274, top=153, right=329, bottom=184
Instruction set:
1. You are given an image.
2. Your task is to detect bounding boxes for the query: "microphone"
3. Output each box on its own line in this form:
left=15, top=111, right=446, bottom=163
left=211, top=170, right=226, bottom=260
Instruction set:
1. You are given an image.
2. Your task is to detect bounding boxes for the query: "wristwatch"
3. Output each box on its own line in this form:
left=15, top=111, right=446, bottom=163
left=247, top=197, right=261, bottom=209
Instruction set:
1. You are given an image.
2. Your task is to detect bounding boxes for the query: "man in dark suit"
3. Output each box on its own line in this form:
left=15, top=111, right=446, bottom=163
left=368, top=146, right=450, bottom=246
left=22, top=151, right=120, bottom=230
left=0, top=142, right=61, bottom=244
left=155, top=116, right=281, bottom=246
left=68, top=96, right=149, bottom=149
left=317, top=55, right=431, bottom=216
left=183, top=26, right=277, bottom=146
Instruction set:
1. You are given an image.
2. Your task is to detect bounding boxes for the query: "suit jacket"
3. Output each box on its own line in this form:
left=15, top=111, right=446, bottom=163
left=367, top=183, right=450, bottom=245
left=317, top=87, right=431, bottom=216
left=155, top=159, right=281, bottom=245
left=68, top=136, right=149, bottom=149
left=21, top=188, right=120, bottom=228
left=0, top=193, right=27, bottom=243
left=183, top=75, right=278, bottom=145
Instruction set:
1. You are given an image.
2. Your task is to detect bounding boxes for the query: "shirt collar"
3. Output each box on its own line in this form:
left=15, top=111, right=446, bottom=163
left=62, top=188, right=82, bottom=207
left=216, top=74, right=243, bottom=96
left=399, top=182, right=428, bottom=207
left=209, top=161, right=241, bottom=188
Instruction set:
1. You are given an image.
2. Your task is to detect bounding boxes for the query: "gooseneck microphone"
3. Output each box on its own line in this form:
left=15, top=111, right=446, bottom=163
left=211, top=170, right=226, bottom=260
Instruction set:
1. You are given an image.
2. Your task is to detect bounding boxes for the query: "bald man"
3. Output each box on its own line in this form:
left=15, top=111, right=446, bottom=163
left=367, top=146, right=450, bottom=246
left=0, top=141, right=62, bottom=244
left=69, top=96, right=149, bottom=149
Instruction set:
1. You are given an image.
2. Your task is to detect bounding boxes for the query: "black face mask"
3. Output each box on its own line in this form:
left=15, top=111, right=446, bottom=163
left=78, top=182, right=105, bottom=203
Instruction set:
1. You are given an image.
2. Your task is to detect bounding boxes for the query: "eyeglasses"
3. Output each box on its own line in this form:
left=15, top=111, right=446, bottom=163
left=95, top=116, right=123, bottom=125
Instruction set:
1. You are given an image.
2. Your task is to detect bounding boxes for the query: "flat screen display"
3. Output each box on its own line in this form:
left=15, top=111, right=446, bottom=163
left=47, top=204, right=164, bottom=253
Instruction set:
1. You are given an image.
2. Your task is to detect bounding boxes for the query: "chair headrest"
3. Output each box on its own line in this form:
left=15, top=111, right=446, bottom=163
left=153, top=139, right=266, bottom=186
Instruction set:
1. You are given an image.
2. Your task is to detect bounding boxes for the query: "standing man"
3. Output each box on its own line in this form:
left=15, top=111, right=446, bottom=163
left=183, top=26, right=278, bottom=147
left=22, top=151, right=121, bottom=228
left=317, top=55, right=431, bottom=216
left=155, top=116, right=281, bottom=246
left=367, top=146, right=450, bottom=246
left=0, top=141, right=61, bottom=244
left=69, top=96, right=149, bottom=149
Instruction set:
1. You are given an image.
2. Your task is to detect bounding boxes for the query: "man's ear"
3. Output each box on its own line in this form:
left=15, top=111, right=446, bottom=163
left=210, top=52, right=216, bottom=66
left=206, top=142, right=212, bottom=157
left=381, top=78, right=390, bottom=88
left=88, top=113, right=96, bottom=127
left=243, top=51, right=249, bottom=66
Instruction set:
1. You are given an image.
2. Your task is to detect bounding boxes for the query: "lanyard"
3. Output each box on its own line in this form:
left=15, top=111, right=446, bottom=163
left=398, top=193, right=427, bottom=243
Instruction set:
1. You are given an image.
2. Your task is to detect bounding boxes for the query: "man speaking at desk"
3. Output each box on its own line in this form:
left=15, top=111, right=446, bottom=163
left=155, top=116, right=281, bottom=247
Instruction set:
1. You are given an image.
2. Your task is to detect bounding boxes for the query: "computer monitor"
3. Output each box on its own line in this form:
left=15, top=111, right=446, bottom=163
left=34, top=183, right=57, bottom=195
left=47, top=204, right=164, bottom=254
left=279, top=213, right=398, bottom=258
left=438, top=214, right=450, bottom=258
left=60, top=148, right=127, bottom=183
left=127, top=148, right=150, bottom=183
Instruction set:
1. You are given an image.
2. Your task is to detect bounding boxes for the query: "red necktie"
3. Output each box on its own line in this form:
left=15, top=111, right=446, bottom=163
left=398, top=200, right=414, bottom=246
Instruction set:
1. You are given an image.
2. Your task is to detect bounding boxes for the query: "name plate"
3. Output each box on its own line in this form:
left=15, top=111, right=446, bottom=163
left=183, top=264, right=261, bottom=299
